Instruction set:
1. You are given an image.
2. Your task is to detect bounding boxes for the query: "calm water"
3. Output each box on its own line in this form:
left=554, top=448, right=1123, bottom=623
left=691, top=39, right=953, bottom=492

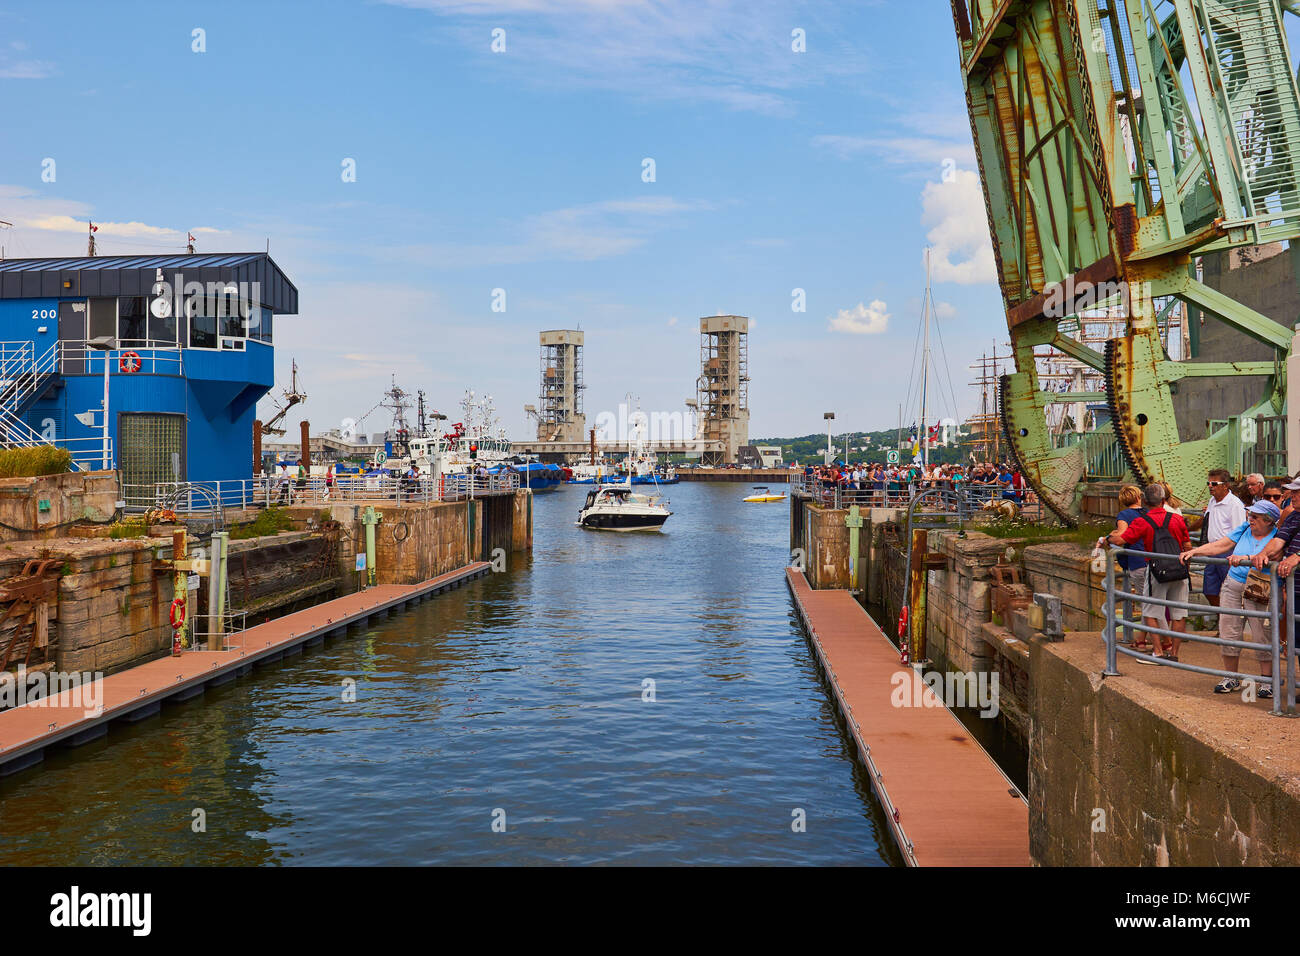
left=0, top=482, right=903, bottom=866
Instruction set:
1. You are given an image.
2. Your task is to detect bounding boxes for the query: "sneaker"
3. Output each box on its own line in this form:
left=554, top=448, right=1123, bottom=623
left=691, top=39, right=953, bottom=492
left=1259, top=685, right=1274, bottom=700
left=1213, top=678, right=1242, bottom=694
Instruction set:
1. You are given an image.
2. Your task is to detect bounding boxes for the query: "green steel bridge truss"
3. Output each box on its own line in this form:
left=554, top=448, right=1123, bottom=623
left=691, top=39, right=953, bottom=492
left=952, top=0, right=1300, bottom=522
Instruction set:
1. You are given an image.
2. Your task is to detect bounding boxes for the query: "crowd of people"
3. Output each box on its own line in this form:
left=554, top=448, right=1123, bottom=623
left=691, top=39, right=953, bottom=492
left=801, top=460, right=1036, bottom=505
left=1101, top=471, right=1297, bottom=701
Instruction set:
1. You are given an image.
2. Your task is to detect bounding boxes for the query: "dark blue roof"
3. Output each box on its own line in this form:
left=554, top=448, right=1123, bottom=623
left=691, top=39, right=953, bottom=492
left=0, top=252, right=298, bottom=314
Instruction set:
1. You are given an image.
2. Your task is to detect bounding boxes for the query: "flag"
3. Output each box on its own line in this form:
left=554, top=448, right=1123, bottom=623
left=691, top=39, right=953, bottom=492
left=188, top=232, right=195, bottom=243
left=88, top=222, right=97, bottom=233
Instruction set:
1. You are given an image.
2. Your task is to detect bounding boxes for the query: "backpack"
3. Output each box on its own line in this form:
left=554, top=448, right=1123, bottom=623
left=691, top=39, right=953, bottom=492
left=1146, top=510, right=1188, bottom=583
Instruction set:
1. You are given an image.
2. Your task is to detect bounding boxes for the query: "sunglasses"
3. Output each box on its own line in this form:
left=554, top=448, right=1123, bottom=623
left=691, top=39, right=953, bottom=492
left=1266, top=493, right=1284, bottom=501
left=1207, top=481, right=1226, bottom=487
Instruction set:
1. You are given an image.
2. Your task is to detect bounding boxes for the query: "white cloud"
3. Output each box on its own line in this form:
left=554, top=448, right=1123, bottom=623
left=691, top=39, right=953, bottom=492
left=422, top=195, right=713, bottom=268
left=0, top=58, right=55, bottom=79
left=828, top=300, right=889, bottom=335
left=921, top=169, right=997, bottom=286
left=382, top=0, right=869, bottom=114
left=0, top=186, right=228, bottom=257
left=813, top=134, right=975, bottom=169
left=935, top=301, right=957, bottom=319
left=667, top=316, right=678, bottom=326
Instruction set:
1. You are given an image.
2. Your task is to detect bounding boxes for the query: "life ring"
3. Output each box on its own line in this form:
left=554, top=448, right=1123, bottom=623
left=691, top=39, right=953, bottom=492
left=119, top=351, right=142, bottom=374
left=169, top=597, right=186, bottom=629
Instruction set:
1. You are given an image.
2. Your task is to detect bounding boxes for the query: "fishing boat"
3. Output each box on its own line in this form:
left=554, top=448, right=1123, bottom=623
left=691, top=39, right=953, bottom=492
left=577, top=483, right=671, bottom=531
left=489, top=458, right=566, bottom=491
left=743, top=486, right=786, bottom=502
left=567, top=460, right=617, bottom=484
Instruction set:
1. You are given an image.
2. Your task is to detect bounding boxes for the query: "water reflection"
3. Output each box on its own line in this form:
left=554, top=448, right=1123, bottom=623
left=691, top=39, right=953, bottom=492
left=0, top=482, right=897, bottom=866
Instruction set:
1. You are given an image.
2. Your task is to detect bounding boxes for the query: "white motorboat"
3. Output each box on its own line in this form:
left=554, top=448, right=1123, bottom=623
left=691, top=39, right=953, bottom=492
left=578, top=484, right=671, bottom=531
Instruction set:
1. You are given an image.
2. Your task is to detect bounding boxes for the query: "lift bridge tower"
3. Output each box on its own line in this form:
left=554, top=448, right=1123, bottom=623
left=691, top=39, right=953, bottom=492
left=537, top=329, right=586, bottom=443
left=697, top=315, right=750, bottom=465
left=951, top=0, right=1300, bottom=523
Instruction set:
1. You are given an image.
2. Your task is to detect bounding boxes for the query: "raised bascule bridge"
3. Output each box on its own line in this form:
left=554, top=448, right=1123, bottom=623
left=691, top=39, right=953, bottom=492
left=952, top=0, right=1300, bottom=522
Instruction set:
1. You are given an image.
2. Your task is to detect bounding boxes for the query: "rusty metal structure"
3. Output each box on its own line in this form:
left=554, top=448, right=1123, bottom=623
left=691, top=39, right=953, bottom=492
left=0, top=560, right=61, bottom=672
left=952, top=0, right=1300, bottom=521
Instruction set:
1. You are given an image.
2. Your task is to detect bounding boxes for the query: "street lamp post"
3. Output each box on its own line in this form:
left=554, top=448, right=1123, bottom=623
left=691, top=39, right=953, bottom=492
left=88, top=335, right=117, bottom=470
left=823, top=412, right=835, bottom=467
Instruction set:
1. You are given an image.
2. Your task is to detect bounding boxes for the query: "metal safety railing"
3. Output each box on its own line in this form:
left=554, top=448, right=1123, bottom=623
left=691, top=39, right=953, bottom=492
left=1103, top=546, right=1298, bottom=716
left=122, top=472, right=523, bottom=513
left=791, top=473, right=1021, bottom=515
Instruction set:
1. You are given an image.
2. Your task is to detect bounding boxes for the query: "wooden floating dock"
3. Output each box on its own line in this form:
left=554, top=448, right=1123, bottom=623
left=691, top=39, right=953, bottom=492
left=786, top=568, right=1030, bottom=866
left=0, top=562, right=492, bottom=778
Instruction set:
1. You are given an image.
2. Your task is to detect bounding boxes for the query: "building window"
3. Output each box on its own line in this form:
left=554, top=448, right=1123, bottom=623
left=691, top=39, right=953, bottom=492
left=88, top=297, right=116, bottom=342
left=186, top=286, right=248, bottom=349
left=250, top=308, right=272, bottom=343
left=118, top=413, right=185, bottom=488
left=189, top=311, right=217, bottom=349
left=148, top=310, right=177, bottom=346
left=118, top=296, right=147, bottom=347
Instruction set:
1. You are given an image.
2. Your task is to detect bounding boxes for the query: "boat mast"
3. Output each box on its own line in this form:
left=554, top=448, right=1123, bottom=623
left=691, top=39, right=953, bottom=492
left=920, top=248, right=932, bottom=471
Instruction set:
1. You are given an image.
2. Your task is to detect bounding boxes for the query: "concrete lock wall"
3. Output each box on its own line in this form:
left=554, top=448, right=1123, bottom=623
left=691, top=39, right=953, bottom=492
left=1029, top=637, right=1300, bottom=866
left=800, top=503, right=851, bottom=590
left=287, top=491, right=529, bottom=590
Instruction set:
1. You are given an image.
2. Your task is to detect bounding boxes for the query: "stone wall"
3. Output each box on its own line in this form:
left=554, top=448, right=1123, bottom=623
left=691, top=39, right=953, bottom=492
left=283, top=492, right=531, bottom=589
left=50, top=538, right=176, bottom=677
left=1030, top=635, right=1300, bottom=865
left=1022, top=542, right=1106, bottom=631
left=800, top=503, right=850, bottom=590
left=925, top=532, right=1006, bottom=674
left=0, top=471, right=118, bottom=543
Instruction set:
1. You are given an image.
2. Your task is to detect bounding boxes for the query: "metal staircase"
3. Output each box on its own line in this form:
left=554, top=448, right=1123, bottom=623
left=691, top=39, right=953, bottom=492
left=0, top=341, right=104, bottom=471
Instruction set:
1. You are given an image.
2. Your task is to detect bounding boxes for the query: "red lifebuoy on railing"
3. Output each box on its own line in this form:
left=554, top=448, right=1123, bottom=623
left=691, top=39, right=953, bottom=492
left=119, top=351, right=142, bottom=374
left=169, top=596, right=186, bottom=629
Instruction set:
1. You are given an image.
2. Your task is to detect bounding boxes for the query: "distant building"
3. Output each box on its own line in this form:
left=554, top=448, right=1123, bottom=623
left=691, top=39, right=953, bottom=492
left=697, top=315, right=749, bottom=464
left=755, top=445, right=783, bottom=467
left=0, top=253, right=297, bottom=488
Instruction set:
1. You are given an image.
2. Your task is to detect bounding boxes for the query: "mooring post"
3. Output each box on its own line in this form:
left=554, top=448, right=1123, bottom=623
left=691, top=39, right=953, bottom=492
left=172, top=530, right=189, bottom=654
left=908, top=527, right=928, bottom=664
left=845, top=505, right=863, bottom=593
left=210, top=531, right=229, bottom=651
left=362, top=506, right=381, bottom=587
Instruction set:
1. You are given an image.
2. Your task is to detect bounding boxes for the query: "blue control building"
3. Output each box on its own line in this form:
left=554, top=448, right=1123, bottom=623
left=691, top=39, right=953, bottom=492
left=0, top=253, right=297, bottom=490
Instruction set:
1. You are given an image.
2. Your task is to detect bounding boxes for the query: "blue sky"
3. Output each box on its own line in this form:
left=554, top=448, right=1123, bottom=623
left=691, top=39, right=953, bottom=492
left=0, top=0, right=1006, bottom=440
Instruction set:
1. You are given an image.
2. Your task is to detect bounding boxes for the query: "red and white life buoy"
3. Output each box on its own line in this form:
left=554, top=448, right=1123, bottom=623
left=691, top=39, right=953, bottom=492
left=169, top=596, right=186, bottom=629
left=119, top=351, right=142, bottom=374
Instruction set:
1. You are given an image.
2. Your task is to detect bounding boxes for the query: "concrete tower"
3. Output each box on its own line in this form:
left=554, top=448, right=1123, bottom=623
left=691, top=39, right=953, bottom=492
left=697, top=315, right=749, bottom=465
left=537, top=329, right=586, bottom=443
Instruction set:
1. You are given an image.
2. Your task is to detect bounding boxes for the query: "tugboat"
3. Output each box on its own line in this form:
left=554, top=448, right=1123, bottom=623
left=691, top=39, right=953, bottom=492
left=578, top=483, right=671, bottom=531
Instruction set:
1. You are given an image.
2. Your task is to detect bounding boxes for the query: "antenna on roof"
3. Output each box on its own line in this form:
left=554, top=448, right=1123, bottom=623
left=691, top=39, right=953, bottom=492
left=87, top=221, right=98, bottom=257
left=186, top=230, right=195, bottom=255
left=0, top=219, right=11, bottom=261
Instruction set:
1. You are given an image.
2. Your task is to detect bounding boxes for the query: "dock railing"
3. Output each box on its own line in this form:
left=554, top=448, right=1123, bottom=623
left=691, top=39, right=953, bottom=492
left=790, top=473, right=1014, bottom=516
left=123, top=472, right=523, bottom=513
left=1103, top=545, right=1297, bottom=716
